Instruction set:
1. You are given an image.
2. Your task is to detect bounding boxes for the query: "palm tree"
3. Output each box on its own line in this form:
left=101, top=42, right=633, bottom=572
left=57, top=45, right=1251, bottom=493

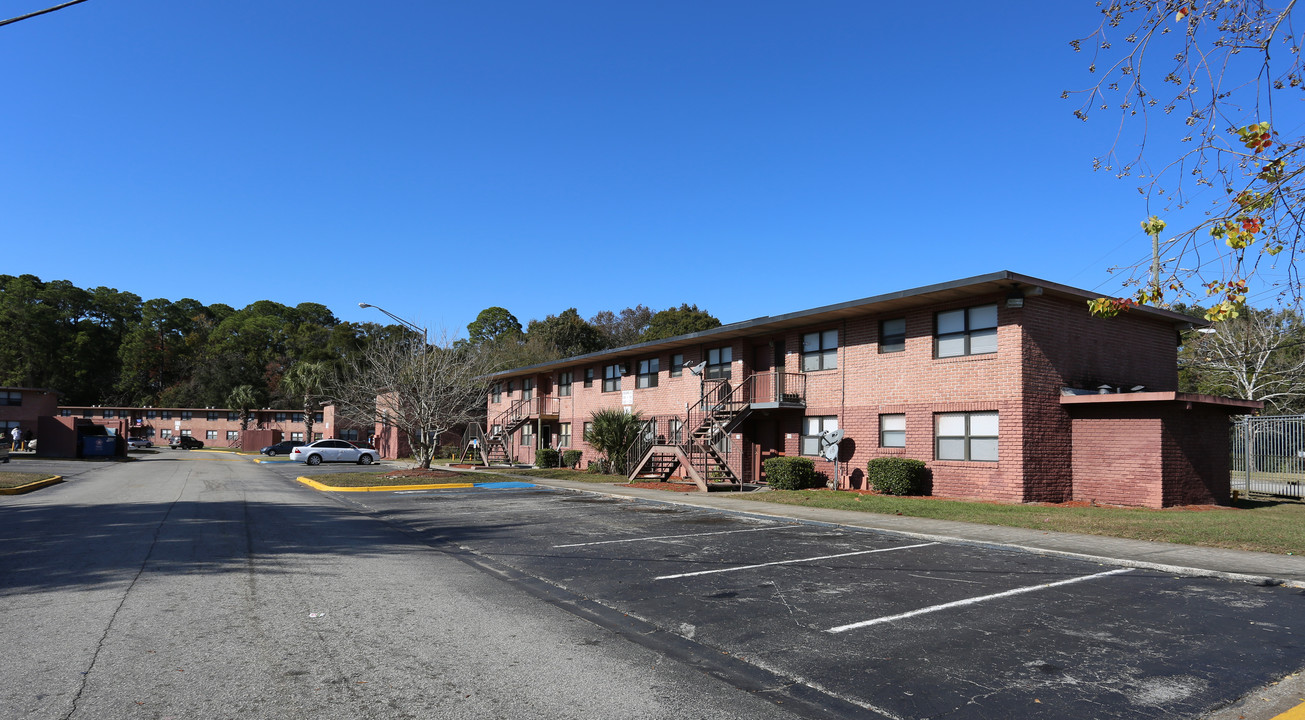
left=583, top=408, right=644, bottom=474
left=225, top=384, right=261, bottom=434
left=281, top=362, right=329, bottom=443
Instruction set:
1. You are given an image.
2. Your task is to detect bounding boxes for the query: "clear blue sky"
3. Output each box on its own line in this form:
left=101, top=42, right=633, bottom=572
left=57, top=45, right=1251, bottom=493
left=3, top=1, right=1201, bottom=334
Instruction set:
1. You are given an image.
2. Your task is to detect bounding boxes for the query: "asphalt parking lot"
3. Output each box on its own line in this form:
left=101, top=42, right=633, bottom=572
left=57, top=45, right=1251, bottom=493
left=261, top=475, right=1304, bottom=720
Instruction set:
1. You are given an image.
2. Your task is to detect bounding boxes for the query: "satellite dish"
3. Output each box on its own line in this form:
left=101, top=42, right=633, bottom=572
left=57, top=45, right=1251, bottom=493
left=687, top=361, right=707, bottom=376
left=819, top=429, right=844, bottom=461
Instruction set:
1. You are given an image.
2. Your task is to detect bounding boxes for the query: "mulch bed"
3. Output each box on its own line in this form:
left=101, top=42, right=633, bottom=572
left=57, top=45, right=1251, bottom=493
left=627, top=481, right=701, bottom=492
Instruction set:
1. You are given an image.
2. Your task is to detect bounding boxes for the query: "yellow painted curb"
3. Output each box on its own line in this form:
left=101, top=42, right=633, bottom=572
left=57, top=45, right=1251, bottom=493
left=296, top=476, right=475, bottom=493
left=0, top=475, right=64, bottom=495
left=1273, top=700, right=1305, bottom=720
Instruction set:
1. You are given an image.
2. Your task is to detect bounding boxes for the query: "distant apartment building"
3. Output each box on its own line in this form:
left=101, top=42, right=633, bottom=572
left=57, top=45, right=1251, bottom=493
left=53, top=404, right=355, bottom=446
left=476, top=271, right=1259, bottom=508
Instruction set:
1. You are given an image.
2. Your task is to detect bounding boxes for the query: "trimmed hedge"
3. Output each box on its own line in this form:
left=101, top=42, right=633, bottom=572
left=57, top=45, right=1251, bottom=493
left=763, top=456, right=823, bottom=490
left=562, top=449, right=583, bottom=469
left=535, top=448, right=559, bottom=468
left=867, top=457, right=927, bottom=496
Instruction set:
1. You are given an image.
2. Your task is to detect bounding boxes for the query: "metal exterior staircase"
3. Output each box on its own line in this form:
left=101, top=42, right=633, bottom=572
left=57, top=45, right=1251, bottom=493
left=462, top=395, right=560, bottom=466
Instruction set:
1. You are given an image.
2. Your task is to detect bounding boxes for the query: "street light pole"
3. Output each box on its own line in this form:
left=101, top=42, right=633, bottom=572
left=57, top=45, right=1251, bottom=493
left=358, top=302, right=428, bottom=346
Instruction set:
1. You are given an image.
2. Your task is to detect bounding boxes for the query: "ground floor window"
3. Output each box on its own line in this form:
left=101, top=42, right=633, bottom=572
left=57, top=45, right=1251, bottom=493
left=206, top=430, right=217, bottom=440
left=521, top=425, right=534, bottom=446
left=583, top=422, right=593, bottom=443
left=935, top=411, right=998, bottom=461
left=800, top=416, right=838, bottom=456
left=340, top=429, right=360, bottom=441
left=180, top=430, right=193, bottom=437
left=160, top=429, right=172, bottom=439
left=880, top=414, right=905, bottom=448
left=314, top=432, right=323, bottom=441
left=227, top=431, right=239, bottom=441
left=291, top=432, right=304, bottom=442
left=668, top=418, right=682, bottom=444
left=559, top=423, right=571, bottom=447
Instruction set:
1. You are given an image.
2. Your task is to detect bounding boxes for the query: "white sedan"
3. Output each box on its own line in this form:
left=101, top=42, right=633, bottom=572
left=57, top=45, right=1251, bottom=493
left=290, top=439, right=377, bottom=466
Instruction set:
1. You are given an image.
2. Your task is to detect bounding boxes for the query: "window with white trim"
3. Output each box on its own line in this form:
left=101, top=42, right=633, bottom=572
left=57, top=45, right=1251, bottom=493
left=800, top=416, right=838, bottom=456
left=521, top=424, right=534, bottom=446
left=801, top=330, right=838, bottom=371
left=227, top=431, right=239, bottom=441
left=935, top=304, right=998, bottom=358
left=880, top=414, right=906, bottom=448
left=935, top=411, right=998, bottom=461
left=206, top=430, right=218, bottom=440
left=558, top=372, right=572, bottom=397
left=559, top=423, right=571, bottom=447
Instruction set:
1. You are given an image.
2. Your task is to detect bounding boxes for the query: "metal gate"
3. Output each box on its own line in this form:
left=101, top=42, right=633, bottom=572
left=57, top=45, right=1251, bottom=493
left=1230, top=415, right=1305, bottom=498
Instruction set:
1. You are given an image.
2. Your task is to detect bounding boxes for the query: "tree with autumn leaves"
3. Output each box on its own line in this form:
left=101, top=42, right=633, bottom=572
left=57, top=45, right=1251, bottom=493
left=1071, top=2, right=1304, bottom=322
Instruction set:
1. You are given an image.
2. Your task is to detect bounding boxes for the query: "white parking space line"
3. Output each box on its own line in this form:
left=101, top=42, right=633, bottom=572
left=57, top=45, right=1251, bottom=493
left=826, top=567, right=1135, bottom=634
left=654, top=542, right=939, bottom=580
left=554, top=524, right=797, bottom=548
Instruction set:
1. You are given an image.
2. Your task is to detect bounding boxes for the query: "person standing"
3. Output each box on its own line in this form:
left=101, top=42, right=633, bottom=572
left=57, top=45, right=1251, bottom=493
left=10, top=426, right=22, bottom=451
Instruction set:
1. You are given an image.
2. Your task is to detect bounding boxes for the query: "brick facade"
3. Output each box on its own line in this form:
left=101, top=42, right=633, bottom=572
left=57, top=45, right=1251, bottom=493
left=482, top=272, right=1258, bottom=507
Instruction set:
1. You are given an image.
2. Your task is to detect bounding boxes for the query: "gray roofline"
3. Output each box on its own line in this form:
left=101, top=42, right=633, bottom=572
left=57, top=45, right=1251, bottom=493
left=484, top=270, right=1201, bottom=379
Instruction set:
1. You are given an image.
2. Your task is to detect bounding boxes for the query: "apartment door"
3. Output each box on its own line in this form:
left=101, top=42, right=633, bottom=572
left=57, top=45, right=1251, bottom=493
left=540, top=423, right=552, bottom=449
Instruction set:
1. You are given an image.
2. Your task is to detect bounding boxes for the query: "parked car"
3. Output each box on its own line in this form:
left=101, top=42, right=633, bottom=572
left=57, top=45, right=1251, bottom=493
left=126, top=437, right=153, bottom=449
left=260, top=440, right=301, bottom=456
left=290, top=439, right=377, bottom=466
left=169, top=436, right=205, bottom=450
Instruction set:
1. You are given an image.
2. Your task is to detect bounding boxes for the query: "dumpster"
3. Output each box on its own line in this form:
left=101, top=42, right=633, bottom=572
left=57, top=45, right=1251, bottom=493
left=82, top=435, right=117, bottom=457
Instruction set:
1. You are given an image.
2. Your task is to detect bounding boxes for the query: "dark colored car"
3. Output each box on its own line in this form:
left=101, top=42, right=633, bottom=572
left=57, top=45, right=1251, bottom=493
left=169, top=436, right=205, bottom=450
left=260, top=440, right=301, bottom=456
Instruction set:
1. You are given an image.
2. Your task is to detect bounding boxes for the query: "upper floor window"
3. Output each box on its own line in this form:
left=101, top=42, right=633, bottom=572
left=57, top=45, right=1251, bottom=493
left=102, top=409, right=116, bottom=419
left=506, top=381, right=514, bottom=397
left=706, top=346, right=732, bottom=380
left=161, top=411, right=172, bottom=420
left=227, top=411, right=240, bottom=422
left=146, top=410, right=157, bottom=419
left=207, top=411, right=219, bottom=421
left=935, top=411, right=998, bottom=462
left=637, top=358, right=659, bottom=388
left=670, top=353, right=684, bottom=377
left=60, top=408, right=72, bottom=417
left=880, top=318, right=906, bottom=353
left=275, top=412, right=287, bottom=422
left=0, top=391, right=21, bottom=406
left=180, top=411, right=193, bottom=420
left=292, top=413, right=304, bottom=423
left=935, top=304, right=997, bottom=358
left=603, top=364, right=622, bottom=393
left=522, top=378, right=534, bottom=401
left=491, top=383, right=502, bottom=403
left=558, top=372, right=573, bottom=397
left=802, top=330, right=838, bottom=371
left=314, top=412, right=324, bottom=423
left=584, top=368, right=594, bottom=388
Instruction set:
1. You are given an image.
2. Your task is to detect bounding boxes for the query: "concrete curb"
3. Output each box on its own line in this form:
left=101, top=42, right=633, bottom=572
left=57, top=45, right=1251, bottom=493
left=0, top=475, right=63, bottom=495
left=297, top=476, right=474, bottom=492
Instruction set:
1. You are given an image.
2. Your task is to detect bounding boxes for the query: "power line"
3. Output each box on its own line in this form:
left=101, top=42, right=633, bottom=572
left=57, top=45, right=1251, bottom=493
left=0, top=0, right=92, bottom=29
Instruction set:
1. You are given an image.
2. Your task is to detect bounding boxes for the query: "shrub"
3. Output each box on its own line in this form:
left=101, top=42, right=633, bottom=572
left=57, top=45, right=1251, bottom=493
left=562, top=449, right=583, bottom=469
left=867, top=457, right=928, bottom=496
left=763, top=456, right=822, bottom=490
left=587, top=459, right=611, bottom=474
left=439, top=444, right=461, bottom=459
left=584, top=408, right=644, bottom=475
left=535, top=448, right=559, bottom=468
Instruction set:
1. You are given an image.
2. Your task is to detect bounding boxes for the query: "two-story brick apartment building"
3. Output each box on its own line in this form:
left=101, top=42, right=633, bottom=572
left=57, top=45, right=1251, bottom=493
left=478, top=271, right=1258, bottom=508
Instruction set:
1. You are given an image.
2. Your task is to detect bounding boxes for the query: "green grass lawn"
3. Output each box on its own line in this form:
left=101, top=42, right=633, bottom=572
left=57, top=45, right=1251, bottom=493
left=748, top=490, right=1305, bottom=555
left=0, top=471, right=57, bottom=489
left=500, top=468, right=627, bottom=483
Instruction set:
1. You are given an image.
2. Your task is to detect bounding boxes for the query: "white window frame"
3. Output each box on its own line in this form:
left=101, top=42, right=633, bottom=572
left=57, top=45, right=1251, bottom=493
left=880, top=413, right=906, bottom=448
left=800, top=416, right=838, bottom=456
left=935, top=411, right=998, bottom=462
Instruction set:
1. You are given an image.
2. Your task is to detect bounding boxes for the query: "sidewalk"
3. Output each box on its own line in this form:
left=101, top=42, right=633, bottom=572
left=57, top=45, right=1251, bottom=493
left=493, top=473, right=1305, bottom=588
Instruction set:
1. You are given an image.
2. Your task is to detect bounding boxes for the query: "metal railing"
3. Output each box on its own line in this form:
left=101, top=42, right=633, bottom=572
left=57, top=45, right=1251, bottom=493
left=490, top=395, right=561, bottom=434
left=1231, top=415, right=1305, bottom=498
